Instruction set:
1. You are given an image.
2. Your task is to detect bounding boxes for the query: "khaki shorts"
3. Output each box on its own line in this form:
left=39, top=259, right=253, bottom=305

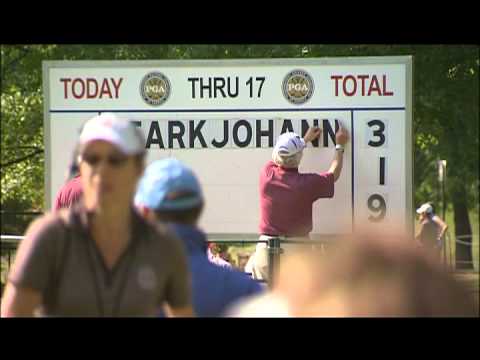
left=251, top=235, right=317, bottom=281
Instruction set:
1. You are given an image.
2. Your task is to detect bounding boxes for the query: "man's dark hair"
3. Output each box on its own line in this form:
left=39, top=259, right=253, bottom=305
left=154, top=204, right=203, bottom=225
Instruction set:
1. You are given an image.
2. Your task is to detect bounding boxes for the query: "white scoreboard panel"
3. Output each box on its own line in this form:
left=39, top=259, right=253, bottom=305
left=43, top=57, right=413, bottom=240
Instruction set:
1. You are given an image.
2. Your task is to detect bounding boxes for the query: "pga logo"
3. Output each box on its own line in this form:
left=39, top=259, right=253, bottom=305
left=282, top=69, right=315, bottom=105
left=140, top=72, right=171, bottom=106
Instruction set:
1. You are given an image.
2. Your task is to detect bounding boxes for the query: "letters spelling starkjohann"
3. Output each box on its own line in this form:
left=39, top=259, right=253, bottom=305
left=138, top=118, right=341, bottom=149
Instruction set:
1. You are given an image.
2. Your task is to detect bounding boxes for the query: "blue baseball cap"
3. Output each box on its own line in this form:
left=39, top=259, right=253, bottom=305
left=135, top=158, right=203, bottom=211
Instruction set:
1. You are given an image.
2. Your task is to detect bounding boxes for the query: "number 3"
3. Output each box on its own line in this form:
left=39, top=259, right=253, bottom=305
left=367, top=119, right=385, bottom=147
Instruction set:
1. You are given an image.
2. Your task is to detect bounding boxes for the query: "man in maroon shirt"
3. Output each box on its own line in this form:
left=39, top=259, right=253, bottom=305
left=54, top=147, right=83, bottom=211
left=250, top=124, right=349, bottom=281
left=54, top=174, right=83, bottom=211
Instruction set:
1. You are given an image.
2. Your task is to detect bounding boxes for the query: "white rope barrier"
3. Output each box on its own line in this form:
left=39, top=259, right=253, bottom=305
left=453, top=238, right=479, bottom=246
left=1, top=235, right=23, bottom=240
left=1, top=234, right=479, bottom=244
left=456, top=235, right=476, bottom=239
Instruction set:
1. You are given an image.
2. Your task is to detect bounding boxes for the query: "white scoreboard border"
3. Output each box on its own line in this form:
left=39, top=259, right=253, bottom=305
left=42, top=56, right=413, bottom=239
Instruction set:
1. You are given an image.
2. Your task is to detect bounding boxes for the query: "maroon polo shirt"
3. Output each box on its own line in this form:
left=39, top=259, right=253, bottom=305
left=54, top=175, right=83, bottom=211
left=259, top=161, right=334, bottom=237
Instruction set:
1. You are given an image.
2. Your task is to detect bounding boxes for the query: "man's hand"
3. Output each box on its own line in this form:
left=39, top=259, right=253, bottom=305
left=336, top=124, right=349, bottom=145
left=304, top=126, right=322, bottom=143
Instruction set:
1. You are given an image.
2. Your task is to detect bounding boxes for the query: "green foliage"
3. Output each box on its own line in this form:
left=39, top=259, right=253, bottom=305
left=1, top=46, right=45, bottom=209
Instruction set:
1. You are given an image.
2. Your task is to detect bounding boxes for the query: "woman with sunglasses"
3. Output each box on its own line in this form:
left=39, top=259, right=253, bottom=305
left=1, top=113, right=194, bottom=317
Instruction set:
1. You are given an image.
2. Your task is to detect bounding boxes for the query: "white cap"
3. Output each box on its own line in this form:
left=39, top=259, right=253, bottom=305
left=79, top=113, right=144, bottom=155
left=416, top=203, right=433, bottom=214
left=273, top=132, right=306, bottom=157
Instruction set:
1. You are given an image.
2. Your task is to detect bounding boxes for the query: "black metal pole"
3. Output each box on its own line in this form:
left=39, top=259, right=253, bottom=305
left=267, top=237, right=281, bottom=288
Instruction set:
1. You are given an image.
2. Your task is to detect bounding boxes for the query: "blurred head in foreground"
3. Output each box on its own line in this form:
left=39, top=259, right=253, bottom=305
left=229, top=228, right=477, bottom=317
left=275, top=231, right=477, bottom=317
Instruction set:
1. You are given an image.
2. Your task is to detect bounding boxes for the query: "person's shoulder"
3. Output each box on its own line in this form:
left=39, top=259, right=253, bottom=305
left=424, top=218, right=437, bottom=228
left=69, top=176, right=83, bottom=190
left=57, top=176, right=81, bottom=192
left=191, top=255, right=263, bottom=294
left=262, top=161, right=276, bottom=171
left=26, top=211, right=64, bottom=234
left=188, top=254, right=232, bottom=285
left=22, top=211, right=67, bottom=247
left=55, top=177, right=83, bottom=209
left=223, top=266, right=264, bottom=294
left=136, top=213, right=171, bottom=241
left=67, top=177, right=83, bottom=193
left=260, top=161, right=278, bottom=179
left=198, top=257, right=235, bottom=277
left=141, top=216, right=186, bottom=253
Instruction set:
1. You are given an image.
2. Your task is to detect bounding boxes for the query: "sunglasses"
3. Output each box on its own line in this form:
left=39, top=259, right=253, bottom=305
left=80, top=153, right=129, bottom=167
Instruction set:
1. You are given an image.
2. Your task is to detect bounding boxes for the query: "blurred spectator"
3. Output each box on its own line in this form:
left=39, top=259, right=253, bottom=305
left=135, top=158, right=263, bottom=317
left=54, top=174, right=83, bottom=211
left=236, top=252, right=252, bottom=272
left=207, top=243, right=232, bottom=269
left=54, top=145, right=83, bottom=211
left=415, top=202, right=448, bottom=257
left=228, top=231, right=477, bottom=317
left=1, top=113, right=193, bottom=317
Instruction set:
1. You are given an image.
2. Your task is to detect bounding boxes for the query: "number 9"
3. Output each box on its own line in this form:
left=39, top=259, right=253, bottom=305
left=368, top=194, right=386, bottom=222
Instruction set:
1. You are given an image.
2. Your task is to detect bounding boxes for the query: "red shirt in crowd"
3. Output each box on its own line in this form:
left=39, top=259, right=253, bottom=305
left=54, top=175, right=83, bottom=211
left=259, top=161, right=334, bottom=237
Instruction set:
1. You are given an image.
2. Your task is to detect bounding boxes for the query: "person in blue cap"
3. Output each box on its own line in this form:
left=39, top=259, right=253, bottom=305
left=135, top=158, right=264, bottom=317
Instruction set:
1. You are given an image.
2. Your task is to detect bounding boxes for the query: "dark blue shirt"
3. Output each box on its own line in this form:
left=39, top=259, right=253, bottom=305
left=169, top=223, right=264, bottom=317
